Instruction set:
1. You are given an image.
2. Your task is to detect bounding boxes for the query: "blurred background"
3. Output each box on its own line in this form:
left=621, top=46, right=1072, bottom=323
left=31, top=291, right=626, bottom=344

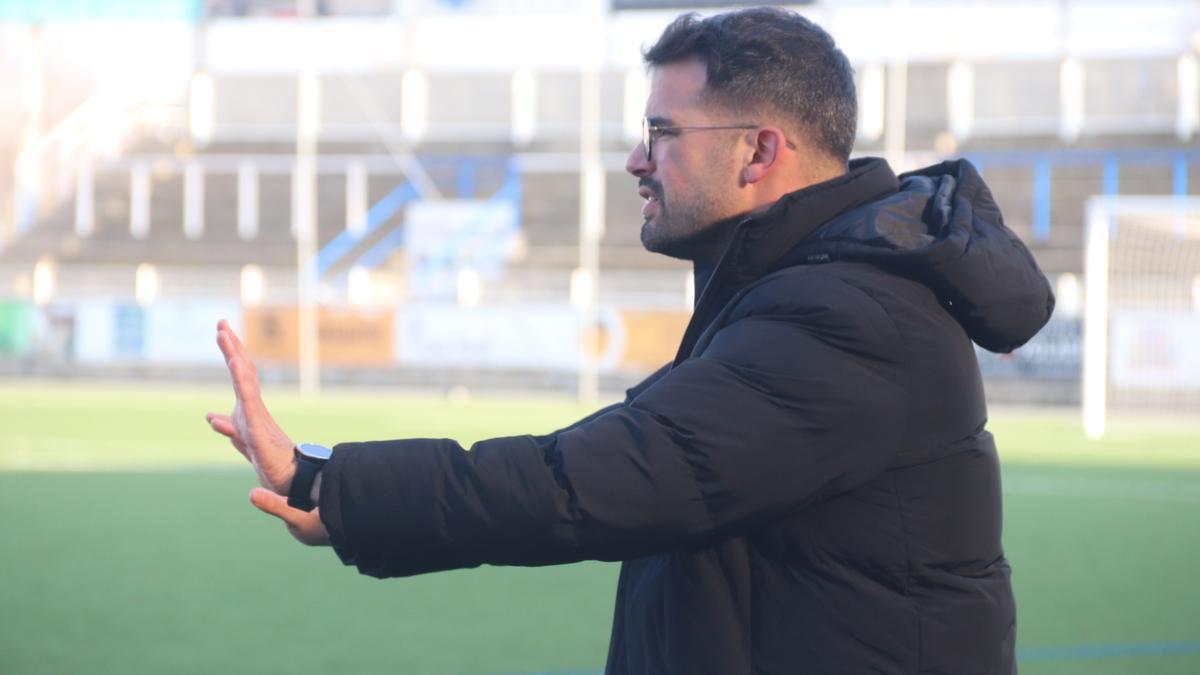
left=0, top=0, right=1195, bottom=416
left=1, top=1, right=1199, bottom=674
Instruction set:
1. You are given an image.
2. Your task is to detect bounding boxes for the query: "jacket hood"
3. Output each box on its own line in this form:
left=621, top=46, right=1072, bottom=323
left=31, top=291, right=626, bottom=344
left=784, top=158, right=1055, bottom=353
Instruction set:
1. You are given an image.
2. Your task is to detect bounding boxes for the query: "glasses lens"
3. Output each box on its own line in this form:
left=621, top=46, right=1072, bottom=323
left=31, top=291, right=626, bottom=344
left=642, top=118, right=651, bottom=162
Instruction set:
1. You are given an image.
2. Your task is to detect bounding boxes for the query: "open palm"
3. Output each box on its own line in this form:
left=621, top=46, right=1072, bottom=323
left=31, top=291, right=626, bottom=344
left=206, top=320, right=329, bottom=546
left=206, top=320, right=296, bottom=494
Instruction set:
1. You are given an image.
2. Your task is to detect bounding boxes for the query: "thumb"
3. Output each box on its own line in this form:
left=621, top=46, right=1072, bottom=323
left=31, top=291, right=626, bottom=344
left=249, top=487, right=300, bottom=525
left=249, top=486, right=330, bottom=547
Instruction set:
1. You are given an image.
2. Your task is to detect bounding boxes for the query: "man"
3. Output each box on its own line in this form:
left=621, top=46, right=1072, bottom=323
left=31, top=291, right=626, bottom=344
left=208, top=8, right=1053, bottom=674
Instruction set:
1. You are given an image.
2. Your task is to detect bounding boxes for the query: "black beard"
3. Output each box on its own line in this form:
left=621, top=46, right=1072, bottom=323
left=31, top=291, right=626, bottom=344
left=641, top=211, right=745, bottom=265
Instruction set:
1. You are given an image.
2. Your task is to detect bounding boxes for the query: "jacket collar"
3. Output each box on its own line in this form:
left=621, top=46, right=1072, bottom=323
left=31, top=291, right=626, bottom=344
left=674, top=157, right=899, bottom=364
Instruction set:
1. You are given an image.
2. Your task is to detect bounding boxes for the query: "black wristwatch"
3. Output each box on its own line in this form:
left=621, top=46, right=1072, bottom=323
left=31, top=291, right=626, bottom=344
left=288, top=443, right=333, bottom=512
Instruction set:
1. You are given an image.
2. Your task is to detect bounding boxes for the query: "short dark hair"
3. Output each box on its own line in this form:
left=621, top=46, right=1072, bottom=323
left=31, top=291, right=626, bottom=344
left=643, top=8, right=857, bottom=164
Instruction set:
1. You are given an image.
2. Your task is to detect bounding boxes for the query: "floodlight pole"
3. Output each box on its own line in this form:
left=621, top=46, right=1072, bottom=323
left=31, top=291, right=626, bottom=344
left=1081, top=197, right=1110, bottom=440
left=295, top=63, right=320, bottom=397
left=576, top=0, right=606, bottom=404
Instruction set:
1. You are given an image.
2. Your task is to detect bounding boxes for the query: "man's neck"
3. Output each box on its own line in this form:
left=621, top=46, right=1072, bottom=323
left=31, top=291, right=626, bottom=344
left=676, top=164, right=851, bottom=267
left=653, top=210, right=746, bottom=267
left=687, top=165, right=851, bottom=266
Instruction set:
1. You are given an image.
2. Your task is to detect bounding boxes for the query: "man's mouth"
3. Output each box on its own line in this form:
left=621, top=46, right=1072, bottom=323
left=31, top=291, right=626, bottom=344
left=638, top=185, right=660, bottom=220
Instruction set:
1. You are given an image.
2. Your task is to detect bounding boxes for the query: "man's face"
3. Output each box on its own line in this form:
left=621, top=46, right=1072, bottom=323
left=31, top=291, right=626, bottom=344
left=625, top=60, right=750, bottom=261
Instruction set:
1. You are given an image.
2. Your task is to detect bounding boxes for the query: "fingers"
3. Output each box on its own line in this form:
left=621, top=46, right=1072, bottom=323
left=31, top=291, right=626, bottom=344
left=206, top=410, right=250, bottom=448
left=218, top=337, right=254, bottom=399
left=214, top=319, right=295, bottom=495
left=205, top=412, right=250, bottom=461
left=215, top=319, right=249, bottom=364
left=205, top=412, right=236, bottom=438
left=216, top=323, right=245, bottom=404
left=249, top=487, right=297, bottom=522
left=215, top=319, right=238, bottom=366
left=216, top=320, right=264, bottom=410
left=249, top=488, right=331, bottom=546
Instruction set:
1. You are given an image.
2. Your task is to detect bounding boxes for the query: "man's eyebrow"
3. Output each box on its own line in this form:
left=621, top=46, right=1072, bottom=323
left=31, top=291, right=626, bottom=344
left=646, top=115, right=674, bottom=127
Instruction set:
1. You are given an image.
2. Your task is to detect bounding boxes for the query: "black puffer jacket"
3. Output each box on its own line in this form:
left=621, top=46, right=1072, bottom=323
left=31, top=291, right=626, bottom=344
left=319, top=158, right=1053, bottom=674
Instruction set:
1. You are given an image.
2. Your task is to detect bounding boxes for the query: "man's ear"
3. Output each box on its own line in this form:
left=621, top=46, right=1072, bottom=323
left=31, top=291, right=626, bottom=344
left=742, top=127, right=788, bottom=184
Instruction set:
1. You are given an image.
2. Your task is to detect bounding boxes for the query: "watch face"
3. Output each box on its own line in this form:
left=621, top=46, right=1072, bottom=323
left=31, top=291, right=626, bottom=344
left=296, top=443, right=333, bottom=461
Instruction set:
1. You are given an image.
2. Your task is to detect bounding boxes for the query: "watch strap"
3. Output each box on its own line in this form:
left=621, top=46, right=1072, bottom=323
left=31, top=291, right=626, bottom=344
left=288, top=452, right=325, bottom=512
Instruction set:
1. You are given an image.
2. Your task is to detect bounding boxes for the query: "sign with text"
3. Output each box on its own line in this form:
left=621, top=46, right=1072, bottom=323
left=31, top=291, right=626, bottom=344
left=1110, top=311, right=1200, bottom=390
left=615, top=309, right=690, bottom=373
left=242, top=307, right=394, bottom=367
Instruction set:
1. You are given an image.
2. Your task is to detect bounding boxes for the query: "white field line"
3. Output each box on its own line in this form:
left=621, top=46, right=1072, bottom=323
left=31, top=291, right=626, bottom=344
left=1003, top=474, right=1200, bottom=503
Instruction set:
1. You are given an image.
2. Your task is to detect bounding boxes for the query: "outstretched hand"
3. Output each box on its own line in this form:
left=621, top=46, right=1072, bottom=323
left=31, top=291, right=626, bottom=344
left=206, top=319, right=330, bottom=546
left=206, top=319, right=296, bottom=495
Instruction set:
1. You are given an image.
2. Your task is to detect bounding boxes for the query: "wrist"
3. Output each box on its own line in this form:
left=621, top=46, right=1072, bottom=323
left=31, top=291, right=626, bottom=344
left=309, top=471, right=323, bottom=506
left=279, top=456, right=297, bottom=496
left=287, top=443, right=332, bottom=512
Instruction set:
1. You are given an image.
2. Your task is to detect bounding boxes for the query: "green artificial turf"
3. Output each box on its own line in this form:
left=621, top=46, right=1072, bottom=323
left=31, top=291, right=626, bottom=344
left=1, top=381, right=1198, bottom=674
left=1003, top=464, right=1200, bottom=674
left=0, top=381, right=597, bottom=471
left=0, top=473, right=617, bottom=675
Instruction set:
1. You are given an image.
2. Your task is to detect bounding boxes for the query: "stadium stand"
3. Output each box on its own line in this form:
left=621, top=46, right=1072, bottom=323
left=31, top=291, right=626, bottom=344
left=1, top=0, right=1197, bottom=401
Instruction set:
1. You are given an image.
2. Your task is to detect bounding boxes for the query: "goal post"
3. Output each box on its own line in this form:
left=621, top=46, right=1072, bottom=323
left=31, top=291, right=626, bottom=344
left=1082, top=195, right=1200, bottom=439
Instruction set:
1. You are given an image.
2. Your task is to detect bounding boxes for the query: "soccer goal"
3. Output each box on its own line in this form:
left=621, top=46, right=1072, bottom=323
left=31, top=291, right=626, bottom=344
left=1082, top=195, right=1200, bottom=438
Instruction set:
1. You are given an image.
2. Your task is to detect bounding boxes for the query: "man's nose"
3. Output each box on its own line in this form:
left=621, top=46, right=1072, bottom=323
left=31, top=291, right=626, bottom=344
left=626, top=143, right=652, bottom=177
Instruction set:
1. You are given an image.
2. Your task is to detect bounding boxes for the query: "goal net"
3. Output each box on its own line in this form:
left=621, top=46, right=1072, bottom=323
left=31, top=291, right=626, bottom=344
left=1082, top=196, right=1200, bottom=438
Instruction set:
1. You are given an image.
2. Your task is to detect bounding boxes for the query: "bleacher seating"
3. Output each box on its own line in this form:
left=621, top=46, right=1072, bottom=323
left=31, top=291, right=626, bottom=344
left=3, top=14, right=1196, bottom=303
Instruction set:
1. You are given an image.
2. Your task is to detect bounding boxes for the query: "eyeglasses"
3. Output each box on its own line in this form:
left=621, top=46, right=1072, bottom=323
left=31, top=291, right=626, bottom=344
left=642, top=118, right=757, bottom=162
left=641, top=118, right=796, bottom=162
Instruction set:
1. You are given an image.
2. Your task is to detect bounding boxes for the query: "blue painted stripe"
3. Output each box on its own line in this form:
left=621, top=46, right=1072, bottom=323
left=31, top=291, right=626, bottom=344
left=356, top=226, right=407, bottom=270
left=1103, top=156, right=1120, bottom=236
left=353, top=158, right=524, bottom=274
left=508, top=156, right=523, bottom=225
left=1173, top=153, right=1190, bottom=243
left=314, top=180, right=418, bottom=277
left=1174, top=153, right=1190, bottom=197
left=1018, top=640, right=1200, bottom=662
left=1032, top=158, right=1052, bottom=242
left=945, top=147, right=1200, bottom=167
left=1103, top=155, right=1121, bottom=195
left=458, top=157, right=477, bottom=198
